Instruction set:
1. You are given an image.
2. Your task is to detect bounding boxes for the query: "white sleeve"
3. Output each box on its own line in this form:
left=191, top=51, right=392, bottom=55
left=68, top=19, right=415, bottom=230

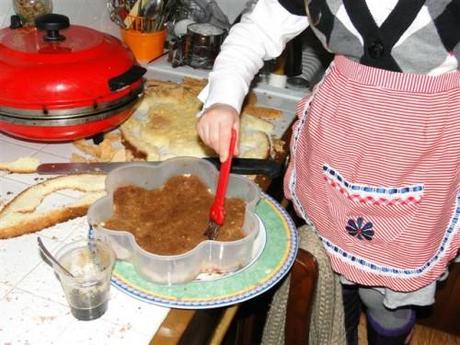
left=197, top=0, right=309, bottom=113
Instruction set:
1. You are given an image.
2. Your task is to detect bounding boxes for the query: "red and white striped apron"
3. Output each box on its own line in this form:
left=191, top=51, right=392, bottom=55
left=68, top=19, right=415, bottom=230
left=284, top=55, right=460, bottom=292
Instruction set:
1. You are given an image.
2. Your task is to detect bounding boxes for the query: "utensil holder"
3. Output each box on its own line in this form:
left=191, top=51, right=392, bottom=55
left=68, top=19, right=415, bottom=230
left=121, top=27, right=166, bottom=64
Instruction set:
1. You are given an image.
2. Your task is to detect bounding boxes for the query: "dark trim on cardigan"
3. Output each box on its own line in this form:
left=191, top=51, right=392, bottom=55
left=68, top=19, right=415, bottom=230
left=278, top=0, right=307, bottom=16
left=434, top=1, right=460, bottom=51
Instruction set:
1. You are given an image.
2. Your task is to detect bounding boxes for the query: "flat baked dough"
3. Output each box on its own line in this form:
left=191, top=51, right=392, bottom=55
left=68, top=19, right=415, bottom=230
left=120, top=78, right=275, bottom=161
left=0, top=174, right=106, bottom=239
left=0, top=157, right=40, bottom=173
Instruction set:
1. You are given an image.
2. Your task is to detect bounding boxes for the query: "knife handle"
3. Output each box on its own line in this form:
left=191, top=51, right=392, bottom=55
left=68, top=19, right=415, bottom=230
left=204, top=157, right=283, bottom=180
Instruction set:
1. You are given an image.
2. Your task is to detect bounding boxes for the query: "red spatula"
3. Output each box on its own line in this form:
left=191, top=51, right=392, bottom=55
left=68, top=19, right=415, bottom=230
left=204, top=128, right=238, bottom=240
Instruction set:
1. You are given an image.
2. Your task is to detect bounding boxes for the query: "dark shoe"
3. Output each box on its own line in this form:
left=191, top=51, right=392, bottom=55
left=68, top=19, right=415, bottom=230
left=367, top=319, right=413, bottom=345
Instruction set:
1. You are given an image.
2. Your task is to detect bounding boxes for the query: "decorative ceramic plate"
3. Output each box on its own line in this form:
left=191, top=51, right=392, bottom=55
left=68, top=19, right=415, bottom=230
left=110, top=193, right=298, bottom=309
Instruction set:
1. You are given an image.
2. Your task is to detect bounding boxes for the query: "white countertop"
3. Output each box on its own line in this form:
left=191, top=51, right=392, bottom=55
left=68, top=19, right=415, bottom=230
left=0, top=134, right=169, bottom=345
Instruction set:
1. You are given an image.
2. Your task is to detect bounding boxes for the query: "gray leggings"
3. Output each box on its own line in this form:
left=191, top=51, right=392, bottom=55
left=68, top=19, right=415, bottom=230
left=359, top=287, right=416, bottom=336
left=343, top=285, right=416, bottom=345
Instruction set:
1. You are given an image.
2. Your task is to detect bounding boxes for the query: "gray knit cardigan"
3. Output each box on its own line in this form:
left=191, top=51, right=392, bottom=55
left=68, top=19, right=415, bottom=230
left=261, top=224, right=346, bottom=345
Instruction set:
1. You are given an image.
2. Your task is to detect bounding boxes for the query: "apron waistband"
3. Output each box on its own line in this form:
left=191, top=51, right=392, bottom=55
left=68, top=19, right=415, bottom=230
left=334, top=55, right=460, bottom=93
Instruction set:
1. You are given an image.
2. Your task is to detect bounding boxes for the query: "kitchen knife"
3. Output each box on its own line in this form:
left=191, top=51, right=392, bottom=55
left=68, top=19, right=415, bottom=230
left=37, top=158, right=283, bottom=179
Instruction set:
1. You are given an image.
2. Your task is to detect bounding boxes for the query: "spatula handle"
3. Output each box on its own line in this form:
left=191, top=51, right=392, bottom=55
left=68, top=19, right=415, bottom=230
left=210, top=128, right=237, bottom=225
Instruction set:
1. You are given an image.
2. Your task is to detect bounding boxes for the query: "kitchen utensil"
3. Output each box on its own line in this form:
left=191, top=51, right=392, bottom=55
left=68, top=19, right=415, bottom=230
left=36, top=157, right=282, bottom=178
left=37, top=237, right=75, bottom=278
left=107, top=0, right=128, bottom=28
left=141, top=0, right=159, bottom=32
left=137, top=0, right=143, bottom=16
left=88, top=227, right=103, bottom=272
left=53, top=239, right=115, bottom=320
left=150, top=0, right=176, bottom=32
left=122, top=0, right=172, bottom=32
left=204, top=129, right=237, bottom=240
left=0, top=13, right=146, bottom=141
left=143, top=0, right=160, bottom=19
left=172, top=22, right=225, bottom=69
left=123, top=0, right=141, bottom=27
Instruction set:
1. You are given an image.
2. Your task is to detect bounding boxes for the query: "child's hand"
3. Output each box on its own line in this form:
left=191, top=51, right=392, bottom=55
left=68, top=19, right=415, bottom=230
left=196, top=103, right=240, bottom=162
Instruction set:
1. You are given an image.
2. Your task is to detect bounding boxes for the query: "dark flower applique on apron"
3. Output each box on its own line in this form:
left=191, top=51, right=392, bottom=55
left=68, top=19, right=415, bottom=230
left=346, top=217, right=374, bottom=241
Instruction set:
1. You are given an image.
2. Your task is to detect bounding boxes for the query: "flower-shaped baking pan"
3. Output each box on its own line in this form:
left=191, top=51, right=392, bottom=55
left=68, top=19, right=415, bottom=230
left=87, top=157, right=261, bottom=285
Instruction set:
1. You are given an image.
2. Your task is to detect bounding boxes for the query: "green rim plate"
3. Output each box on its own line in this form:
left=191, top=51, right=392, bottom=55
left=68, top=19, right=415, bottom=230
left=111, top=193, right=298, bottom=309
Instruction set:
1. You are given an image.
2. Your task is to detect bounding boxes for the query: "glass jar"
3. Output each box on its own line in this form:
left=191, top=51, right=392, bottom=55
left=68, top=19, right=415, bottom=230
left=13, top=0, right=52, bottom=27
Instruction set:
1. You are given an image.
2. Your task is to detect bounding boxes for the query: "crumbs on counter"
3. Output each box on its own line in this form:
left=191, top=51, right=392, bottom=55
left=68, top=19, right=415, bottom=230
left=119, top=323, right=132, bottom=333
left=35, top=315, right=57, bottom=323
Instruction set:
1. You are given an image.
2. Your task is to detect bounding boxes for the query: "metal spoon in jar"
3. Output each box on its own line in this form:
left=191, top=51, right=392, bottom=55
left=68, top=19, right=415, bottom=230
left=87, top=229, right=103, bottom=272
left=37, top=237, right=75, bottom=278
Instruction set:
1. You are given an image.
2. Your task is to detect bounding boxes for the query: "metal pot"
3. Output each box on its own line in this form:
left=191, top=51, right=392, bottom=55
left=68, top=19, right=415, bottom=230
left=171, top=22, right=225, bottom=70
left=0, top=13, right=146, bottom=141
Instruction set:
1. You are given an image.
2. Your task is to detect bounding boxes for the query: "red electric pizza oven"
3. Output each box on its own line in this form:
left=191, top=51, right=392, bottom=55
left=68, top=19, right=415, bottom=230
left=0, top=13, right=146, bottom=141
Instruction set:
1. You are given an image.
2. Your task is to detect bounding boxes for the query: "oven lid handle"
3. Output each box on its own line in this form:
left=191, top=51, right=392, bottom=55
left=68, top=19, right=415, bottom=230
left=109, top=65, right=146, bottom=91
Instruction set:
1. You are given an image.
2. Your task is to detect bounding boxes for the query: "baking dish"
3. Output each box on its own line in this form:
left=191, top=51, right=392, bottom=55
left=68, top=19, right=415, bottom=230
left=87, top=157, right=261, bottom=285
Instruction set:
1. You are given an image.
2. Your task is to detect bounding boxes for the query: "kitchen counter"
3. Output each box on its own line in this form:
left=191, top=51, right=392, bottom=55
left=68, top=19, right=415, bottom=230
left=0, top=56, right=306, bottom=345
left=0, top=134, right=169, bottom=344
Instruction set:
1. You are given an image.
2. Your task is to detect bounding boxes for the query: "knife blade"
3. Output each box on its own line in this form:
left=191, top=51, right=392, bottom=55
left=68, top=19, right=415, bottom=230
left=37, top=157, right=283, bottom=179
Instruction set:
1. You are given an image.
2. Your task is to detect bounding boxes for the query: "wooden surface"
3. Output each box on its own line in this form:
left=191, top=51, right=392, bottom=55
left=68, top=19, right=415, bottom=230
left=285, top=248, right=318, bottom=345
left=358, top=313, right=460, bottom=345
left=418, top=262, right=460, bottom=336
left=209, top=306, right=239, bottom=345
left=150, top=308, right=229, bottom=345
left=150, top=309, right=195, bottom=345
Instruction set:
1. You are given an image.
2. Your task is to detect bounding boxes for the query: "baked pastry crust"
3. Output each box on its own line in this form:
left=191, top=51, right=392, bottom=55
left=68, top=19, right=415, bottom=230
left=0, top=157, right=40, bottom=173
left=120, top=78, right=275, bottom=161
left=243, top=104, right=283, bottom=119
left=0, top=174, right=106, bottom=238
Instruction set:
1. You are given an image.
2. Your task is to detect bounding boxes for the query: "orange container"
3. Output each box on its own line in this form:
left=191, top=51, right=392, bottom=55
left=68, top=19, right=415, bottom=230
left=121, top=28, right=166, bottom=64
